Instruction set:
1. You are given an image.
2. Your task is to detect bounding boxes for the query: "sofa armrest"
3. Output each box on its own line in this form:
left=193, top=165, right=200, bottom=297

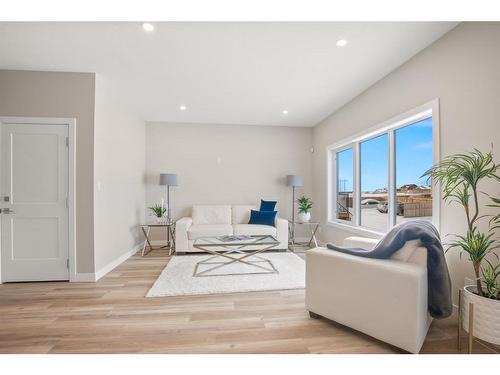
left=343, top=236, right=379, bottom=250
left=275, top=217, right=289, bottom=249
left=305, top=247, right=429, bottom=353
left=175, top=217, right=193, bottom=252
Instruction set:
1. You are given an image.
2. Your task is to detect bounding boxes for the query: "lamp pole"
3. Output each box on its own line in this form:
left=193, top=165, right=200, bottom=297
left=166, top=184, right=171, bottom=223
left=286, top=175, right=302, bottom=252
left=291, top=185, right=296, bottom=246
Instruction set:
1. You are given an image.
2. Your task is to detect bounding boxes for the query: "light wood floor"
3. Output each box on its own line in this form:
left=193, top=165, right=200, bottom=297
left=0, top=249, right=498, bottom=354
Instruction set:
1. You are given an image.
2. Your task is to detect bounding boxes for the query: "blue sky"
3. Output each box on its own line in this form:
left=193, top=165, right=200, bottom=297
left=337, top=117, right=433, bottom=192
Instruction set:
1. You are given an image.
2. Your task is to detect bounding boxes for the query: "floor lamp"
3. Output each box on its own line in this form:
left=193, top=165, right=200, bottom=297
left=286, top=174, right=303, bottom=250
left=159, top=173, right=178, bottom=223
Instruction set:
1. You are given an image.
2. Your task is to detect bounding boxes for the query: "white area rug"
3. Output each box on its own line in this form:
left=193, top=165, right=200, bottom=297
left=146, top=252, right=305, bottom=297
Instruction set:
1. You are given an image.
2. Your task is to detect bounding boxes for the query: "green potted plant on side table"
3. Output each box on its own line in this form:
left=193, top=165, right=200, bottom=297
left=424, top=148, right=500, bottom=348
left=148, top=203, right=167, bottom=224
left=297, top=196, right=313, bottom=223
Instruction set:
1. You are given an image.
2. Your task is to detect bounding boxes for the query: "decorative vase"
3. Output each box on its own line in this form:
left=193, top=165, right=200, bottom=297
left=462, top=285, right=500, bottom=345
left=298, top=212, right=311, bottom=223
left=156, top=216, right=164, bottom=224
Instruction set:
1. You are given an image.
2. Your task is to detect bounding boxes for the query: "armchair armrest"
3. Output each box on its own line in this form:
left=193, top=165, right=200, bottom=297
left=343, top=236, right=379, bottom=250
left=275, top=217, right=289, bottom=249
left=175, top=217, right=193, bottom=252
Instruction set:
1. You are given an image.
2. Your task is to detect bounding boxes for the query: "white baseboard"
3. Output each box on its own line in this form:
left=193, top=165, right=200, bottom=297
left=94, top=242, right=143, bottom=281
left=70, top=242, right=144, bottom=282
left=71, top=272, right=96, bottom=282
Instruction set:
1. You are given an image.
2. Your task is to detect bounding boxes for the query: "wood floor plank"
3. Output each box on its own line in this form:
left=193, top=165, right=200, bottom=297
left=0, top=249, right=498, bottom=354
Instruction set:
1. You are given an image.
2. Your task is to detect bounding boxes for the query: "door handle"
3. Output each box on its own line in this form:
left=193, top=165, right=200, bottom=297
left=0, top=208, right=14, bottom=214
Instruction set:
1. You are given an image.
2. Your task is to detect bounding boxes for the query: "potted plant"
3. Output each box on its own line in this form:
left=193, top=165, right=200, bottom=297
left=148, top=203, right=166, bottom=224
left=423, top=149, right=500, bottom=346
left=297, top=196, right=313, bottom=223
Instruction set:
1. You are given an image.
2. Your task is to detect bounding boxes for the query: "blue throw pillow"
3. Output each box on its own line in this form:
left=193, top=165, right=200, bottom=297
left=248, top=210, right=277, bottom=227
left=260, top=199, right=277, bottom=211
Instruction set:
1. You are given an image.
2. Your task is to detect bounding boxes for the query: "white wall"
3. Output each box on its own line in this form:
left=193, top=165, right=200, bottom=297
left=93, top=75, right=146, bottom=272
left=312, top=22, right=500, bottom=302
left=0, top=70, right=96, bottom=273
left=146, top=122, right=313, bottom=240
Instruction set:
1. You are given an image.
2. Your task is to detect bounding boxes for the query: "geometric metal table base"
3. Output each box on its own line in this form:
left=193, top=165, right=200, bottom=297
left=288, top=221, right=319, bottom=252
left=140, top=223, right=175, bottom=257
left=193, top=242, right=279, bottom=277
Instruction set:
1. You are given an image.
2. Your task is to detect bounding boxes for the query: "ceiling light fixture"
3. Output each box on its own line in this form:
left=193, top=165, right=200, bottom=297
left=142, top=23, right=155, bottom=32
left=282, top=110, right=289, bottom=115
left=336, top=39, right=348, bottom=47
left=179, top=105, right=187, bottom=111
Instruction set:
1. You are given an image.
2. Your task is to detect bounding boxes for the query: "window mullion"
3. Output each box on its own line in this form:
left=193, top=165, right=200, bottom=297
left=388, top=130, right=396, bottom=228
left=353, top=142, right=361, bottom=226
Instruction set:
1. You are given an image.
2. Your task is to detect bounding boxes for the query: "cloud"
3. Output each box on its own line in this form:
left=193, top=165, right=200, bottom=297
left=414, top=141, right=433, bottom=149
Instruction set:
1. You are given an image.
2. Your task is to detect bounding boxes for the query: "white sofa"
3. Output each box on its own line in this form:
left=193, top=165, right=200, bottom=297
left=306, top=236, right=432, bottom=353
left=175, top=205, right=288, bottom=253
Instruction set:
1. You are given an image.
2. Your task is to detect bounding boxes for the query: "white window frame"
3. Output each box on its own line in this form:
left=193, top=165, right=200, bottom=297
left=326, top=99, right=441, bottom=237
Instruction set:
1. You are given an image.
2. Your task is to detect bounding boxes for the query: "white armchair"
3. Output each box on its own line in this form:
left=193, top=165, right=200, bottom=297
left=305, top=236, right=432, bottom=353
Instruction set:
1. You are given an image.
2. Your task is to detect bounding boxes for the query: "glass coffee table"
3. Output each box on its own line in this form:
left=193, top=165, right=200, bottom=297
left=192, top=235, right=280, bottom=277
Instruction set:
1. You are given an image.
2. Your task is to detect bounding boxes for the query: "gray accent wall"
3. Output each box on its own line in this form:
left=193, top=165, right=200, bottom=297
left=312, top=22, right=500, bottom=302
left=0, top=70, right=96, bottom=273
left=146, top=122, right=313, bottom=240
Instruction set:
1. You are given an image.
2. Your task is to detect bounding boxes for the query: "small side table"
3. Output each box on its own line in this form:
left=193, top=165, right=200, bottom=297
left=289, top=221, right=320, bottom=251
left=140, top=222, right=176, bottom=256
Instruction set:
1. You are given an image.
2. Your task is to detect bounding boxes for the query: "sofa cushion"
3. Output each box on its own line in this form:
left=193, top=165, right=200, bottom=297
left=231, top=205, right=258, bottom=224
left=188, top=224, right=233, bottom=239
left=192, top=205, right=232, bottom=225
left=233, top=224, right=277, bottom=236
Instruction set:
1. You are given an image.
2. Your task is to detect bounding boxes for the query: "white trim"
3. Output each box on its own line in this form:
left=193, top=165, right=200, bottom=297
left=388, top=130, right=396, bottom=227
left=70, top=243, right=143, bottom=282
left=326, top=220, right=384, bottom=239
left=326, top=101, right=435, bottom=152
left=71, top=272, right=96, bottom=282
left=353, top=142, right=360, bottom=226
left=0, top=116, right=76, bottom=284
left=325, top=99, right=441, bottom=237
left=94, top=242, right=143, bottom=281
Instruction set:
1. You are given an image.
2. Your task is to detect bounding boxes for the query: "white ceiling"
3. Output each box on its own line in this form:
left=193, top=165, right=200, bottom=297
left=0, top=22, right=457, bottom=127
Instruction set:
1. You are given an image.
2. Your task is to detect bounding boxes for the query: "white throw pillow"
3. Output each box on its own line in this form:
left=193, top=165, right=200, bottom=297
left=231, top=205, right=258, bottom=224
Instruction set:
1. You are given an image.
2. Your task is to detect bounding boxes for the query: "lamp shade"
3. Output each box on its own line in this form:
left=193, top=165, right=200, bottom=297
left=286, top=175, right=303, bottom=187
left=159, top=173, right=178, bottom=186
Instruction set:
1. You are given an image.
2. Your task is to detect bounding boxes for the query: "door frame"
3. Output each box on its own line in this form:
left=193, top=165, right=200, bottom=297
left=0, top=117, right=76, bottom=283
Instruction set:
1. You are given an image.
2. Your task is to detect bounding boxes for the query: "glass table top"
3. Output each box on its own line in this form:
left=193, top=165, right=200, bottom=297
left=194, top=235, right=279, bottom=247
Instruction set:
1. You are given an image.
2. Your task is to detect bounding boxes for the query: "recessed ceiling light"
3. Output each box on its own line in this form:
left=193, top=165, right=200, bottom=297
left=336, top=39, right=348, bottom=47
left=142, top=23, right=155, bottom=32
left=179, top=105, right=187, bottom=111
left=282, top=110, right=289, bottom=115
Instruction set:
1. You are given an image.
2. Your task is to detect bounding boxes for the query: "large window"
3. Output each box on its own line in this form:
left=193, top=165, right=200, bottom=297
left=328, top=102, right=438, bottom=234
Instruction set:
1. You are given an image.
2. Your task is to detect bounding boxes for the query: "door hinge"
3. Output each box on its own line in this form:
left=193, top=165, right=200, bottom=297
left=66, top=196, right=68, bottom=208
left=67, top=259, right=70, bottom=269
left=65, top=136, right=69, bottom=147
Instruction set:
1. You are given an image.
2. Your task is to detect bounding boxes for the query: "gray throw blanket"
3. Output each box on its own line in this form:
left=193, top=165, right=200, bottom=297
left=326, top=220, right=452, bottom=319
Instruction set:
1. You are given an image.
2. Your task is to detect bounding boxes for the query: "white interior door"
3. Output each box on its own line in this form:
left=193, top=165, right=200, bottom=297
left=1, top=122, right=69, bottom=282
